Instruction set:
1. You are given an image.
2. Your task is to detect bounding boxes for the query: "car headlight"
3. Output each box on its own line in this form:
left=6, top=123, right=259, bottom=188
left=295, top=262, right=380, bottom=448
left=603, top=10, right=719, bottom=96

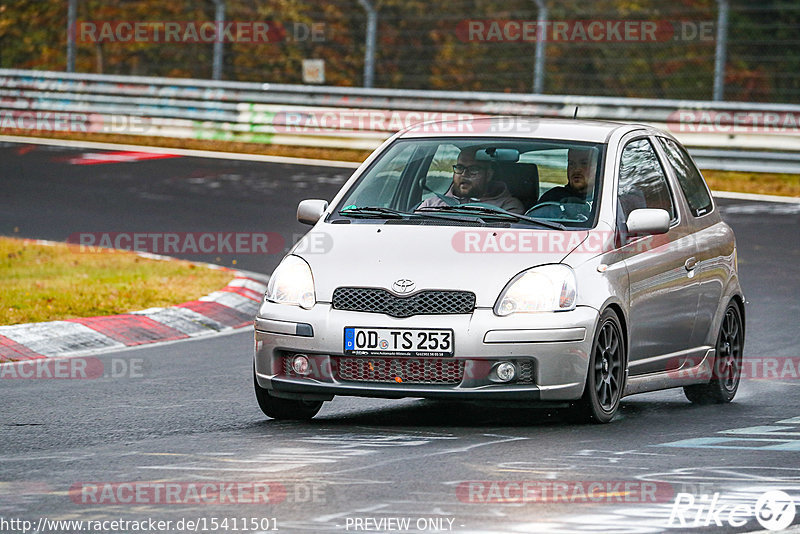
left=265, top=255, right=315, bottom=309
left=494, top=264, right=576, bottom=316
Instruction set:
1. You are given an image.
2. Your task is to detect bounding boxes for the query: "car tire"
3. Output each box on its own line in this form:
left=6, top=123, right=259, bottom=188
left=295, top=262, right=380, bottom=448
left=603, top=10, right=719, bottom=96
left=572, top=309, right=626, bottom=424
left=253, top=369, right=323, bottom=420
left=684, top=302, right=744, bottom=405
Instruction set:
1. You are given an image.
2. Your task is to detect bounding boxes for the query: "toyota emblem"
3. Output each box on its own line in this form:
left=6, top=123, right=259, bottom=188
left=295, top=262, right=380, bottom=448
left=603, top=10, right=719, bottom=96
left=392, top=279, right=415, bottom=293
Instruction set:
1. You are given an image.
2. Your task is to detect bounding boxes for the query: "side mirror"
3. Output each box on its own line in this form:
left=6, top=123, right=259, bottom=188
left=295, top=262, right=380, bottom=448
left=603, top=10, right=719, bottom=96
left=626, top=208, right=670, bottom=236
left=297, top=199, right=329, bottom=225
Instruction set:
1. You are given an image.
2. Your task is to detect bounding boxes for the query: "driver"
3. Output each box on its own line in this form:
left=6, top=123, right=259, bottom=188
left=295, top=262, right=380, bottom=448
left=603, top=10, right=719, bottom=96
left=417, top=147, right=524, bottom=214
left=535, top=147, right=598, bottom=204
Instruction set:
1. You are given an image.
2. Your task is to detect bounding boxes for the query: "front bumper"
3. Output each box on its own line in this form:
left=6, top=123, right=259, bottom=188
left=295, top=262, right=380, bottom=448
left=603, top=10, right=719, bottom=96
left=254, top=304, right=598, bottom=402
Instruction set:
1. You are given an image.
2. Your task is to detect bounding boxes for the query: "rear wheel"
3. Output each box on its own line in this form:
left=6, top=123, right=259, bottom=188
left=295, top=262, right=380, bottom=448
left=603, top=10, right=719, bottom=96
left=254, top=369, right=323, bottom=420
left=573, top=309, right=625, bottom=424
left=684, top=303, right=744, bottom=404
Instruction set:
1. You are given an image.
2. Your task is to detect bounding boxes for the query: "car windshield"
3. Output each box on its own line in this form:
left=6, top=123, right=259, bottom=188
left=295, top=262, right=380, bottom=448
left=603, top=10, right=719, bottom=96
left=333, top=138, right=605, bottom=228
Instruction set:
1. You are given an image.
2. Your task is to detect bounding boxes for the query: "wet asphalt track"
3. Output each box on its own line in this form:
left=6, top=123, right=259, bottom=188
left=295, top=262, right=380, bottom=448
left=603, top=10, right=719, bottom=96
left=2, top=141, right=800, bottom=533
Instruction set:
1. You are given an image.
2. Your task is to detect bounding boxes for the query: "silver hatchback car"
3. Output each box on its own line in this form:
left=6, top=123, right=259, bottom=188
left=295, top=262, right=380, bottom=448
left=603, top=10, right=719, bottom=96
left=254, top=118, right=745, bottom=423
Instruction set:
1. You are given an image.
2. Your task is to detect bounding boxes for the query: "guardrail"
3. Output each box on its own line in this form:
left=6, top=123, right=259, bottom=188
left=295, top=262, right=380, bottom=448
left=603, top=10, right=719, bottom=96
left=2, top=69, right=800, bottom=172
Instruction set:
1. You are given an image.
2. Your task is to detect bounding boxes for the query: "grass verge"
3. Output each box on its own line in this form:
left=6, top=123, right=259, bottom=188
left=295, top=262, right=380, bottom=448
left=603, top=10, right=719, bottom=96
left=0, top=237, right=234, bottom=326
left=702, top=170, right=800, bottom=198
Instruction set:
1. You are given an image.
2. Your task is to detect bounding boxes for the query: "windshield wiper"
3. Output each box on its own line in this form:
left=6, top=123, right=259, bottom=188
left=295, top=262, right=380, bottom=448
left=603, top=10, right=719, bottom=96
left=338, top=206, right=410, bottom=219
left=340, top=205, right=487, bottom=223
left=417, top=204, right=566, bottom=230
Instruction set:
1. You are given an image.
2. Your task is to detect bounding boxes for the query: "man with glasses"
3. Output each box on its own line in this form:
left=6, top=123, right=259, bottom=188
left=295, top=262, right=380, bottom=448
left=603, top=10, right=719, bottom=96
left=417, top=147, right=524, bottom=214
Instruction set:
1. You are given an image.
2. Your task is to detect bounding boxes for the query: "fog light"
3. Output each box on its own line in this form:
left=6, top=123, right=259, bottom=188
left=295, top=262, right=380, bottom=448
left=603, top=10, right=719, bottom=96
left=292, top=354, right=311, bottom=375
left=496, top=362, right=516, bottom=383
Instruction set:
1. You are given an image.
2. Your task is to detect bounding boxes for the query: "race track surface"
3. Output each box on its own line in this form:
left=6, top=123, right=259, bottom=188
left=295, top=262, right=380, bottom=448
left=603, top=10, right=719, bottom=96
left=2, top=142, right=800, bottom=533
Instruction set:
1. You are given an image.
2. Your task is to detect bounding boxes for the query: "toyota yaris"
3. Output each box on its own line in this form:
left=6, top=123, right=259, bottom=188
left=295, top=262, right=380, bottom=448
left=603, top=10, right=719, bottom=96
left=253, top=117, right=745, bottom=423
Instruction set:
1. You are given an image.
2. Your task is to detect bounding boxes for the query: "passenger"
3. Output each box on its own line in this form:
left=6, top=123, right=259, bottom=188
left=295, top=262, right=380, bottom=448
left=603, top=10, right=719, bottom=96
left=417, top=147, right=524, bottom=214
left=536, top=147, right=597, bottom=203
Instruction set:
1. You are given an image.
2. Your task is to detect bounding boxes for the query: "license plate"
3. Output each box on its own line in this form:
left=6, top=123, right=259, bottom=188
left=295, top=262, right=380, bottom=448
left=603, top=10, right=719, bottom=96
left=344, top=327, right=454, bottom=357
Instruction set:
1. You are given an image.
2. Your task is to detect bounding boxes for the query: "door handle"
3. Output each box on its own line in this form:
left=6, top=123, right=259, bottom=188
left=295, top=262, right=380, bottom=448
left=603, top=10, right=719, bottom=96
left=684, top=257, right=697, bottom=271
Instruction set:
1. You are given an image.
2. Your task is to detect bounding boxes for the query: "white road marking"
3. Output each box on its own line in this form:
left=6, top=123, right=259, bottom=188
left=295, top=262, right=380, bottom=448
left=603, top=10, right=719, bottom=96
left=0, top=134, right=361, bottom=168
left=720, top=203, right=800, bottom=214
left=713, top=190, right=800, bottom=203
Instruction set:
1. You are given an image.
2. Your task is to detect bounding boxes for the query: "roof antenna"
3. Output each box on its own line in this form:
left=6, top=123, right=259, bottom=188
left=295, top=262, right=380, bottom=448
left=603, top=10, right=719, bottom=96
left=573, top=106, right=579, bottom=119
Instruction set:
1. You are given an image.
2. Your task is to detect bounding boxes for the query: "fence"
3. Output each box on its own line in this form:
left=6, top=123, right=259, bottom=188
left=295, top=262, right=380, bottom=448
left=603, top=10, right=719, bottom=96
left=2, top=1, right=799, bottom=103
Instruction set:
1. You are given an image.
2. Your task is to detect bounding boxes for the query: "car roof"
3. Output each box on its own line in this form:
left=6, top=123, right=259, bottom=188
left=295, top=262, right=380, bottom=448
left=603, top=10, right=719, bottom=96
left=398, top=116, right=647, bottom=143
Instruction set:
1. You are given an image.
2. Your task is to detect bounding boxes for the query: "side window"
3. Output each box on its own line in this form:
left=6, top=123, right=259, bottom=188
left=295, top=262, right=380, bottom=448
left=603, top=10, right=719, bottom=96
left=618, top=138, right=676, bottom=222
left=658, top=137, right=713, bottom=217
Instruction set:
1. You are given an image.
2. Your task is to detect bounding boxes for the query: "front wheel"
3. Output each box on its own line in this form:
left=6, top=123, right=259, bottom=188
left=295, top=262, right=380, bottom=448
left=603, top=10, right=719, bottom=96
left=254, top=369, right=323, bottom=420
left=684, top=302, right=744, bottom=404
left=572, top=309, right=626, bottom=424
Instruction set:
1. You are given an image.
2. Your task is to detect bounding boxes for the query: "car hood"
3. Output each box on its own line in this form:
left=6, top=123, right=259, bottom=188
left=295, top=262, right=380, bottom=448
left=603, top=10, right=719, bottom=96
left=293, top=223, right=593, bottom=308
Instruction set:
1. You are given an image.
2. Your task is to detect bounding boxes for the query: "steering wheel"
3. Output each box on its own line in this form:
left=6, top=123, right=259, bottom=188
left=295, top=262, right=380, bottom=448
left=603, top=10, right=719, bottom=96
left=526, top=198, right=592, bottom=222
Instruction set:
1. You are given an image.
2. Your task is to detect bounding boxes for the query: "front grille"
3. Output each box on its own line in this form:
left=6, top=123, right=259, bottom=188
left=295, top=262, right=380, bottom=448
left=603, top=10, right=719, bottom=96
left=283, top=356, right=297, bottom=377
left=332, top=287, right=475, bottom=318
left=517, top=359, right=535, bottom=384
left=334, top=356, right=464, bottom=384
left=282, top=355, right=533, bottom=385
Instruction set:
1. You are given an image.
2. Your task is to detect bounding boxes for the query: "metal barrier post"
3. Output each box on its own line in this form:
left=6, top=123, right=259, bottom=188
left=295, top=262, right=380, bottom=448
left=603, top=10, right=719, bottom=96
left=713, top=0, right=729, bottom=101
left=212, top=0, right=226, bottom=81
left=532, top=0, right=547, bottom=94
left=357, top=0, right=377, bottom=88
left=66, top=0, right=77, bottom=72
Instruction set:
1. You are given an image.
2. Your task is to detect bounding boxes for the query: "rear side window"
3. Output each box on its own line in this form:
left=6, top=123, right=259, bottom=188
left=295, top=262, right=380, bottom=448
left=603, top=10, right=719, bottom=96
left=618, top=138, right=676, bottom=221
left=658, top=137, right=714, bottom=217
